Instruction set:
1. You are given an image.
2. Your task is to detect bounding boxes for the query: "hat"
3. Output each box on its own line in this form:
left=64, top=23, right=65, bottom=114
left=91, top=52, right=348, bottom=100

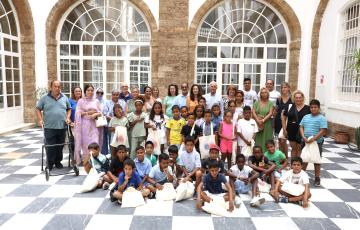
left=209, top=143, right=220, bottom=151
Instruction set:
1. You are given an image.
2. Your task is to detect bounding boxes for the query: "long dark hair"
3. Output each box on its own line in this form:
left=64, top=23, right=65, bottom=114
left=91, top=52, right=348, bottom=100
left=168, top=84, right=178, bottom=96
left=71, top=86, right=82, bottom=100
left=194, top=104, right=205, bottom=118
left=149, top=101, right=164, bottom=120
left=190, top=84, right=203, bottom=101
left=83, top=84, right=94, bottom=94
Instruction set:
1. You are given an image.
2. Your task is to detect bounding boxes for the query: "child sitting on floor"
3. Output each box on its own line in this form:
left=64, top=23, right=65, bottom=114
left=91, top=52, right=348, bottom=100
left=134, top=146, right=153, bottom=195
left=145, top=141, right=157, bottom=166
left=168, top=145, right=183, bottom=180
left=103, top=144, right=129, bottom=189
left=201, top=143, right=226, bottom=174
left=272, top=157, right=311, bottom=208
left=147, top=153, right=175, bottom=193
left=264, top=139, right=288, bottom=180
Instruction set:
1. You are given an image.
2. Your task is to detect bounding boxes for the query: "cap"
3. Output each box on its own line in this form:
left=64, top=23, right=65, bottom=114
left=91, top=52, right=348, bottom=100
left=209, top=143, right=220, bottom=151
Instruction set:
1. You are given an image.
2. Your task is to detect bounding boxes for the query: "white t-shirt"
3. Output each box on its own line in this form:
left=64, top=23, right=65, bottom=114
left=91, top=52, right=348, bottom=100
left=145, top=114, right=169, bottom=144
left=230, top=165, right=253, bottom=179
left=269, top=90, right=281, bottom=105
left=236, top=118, right=258, bottom=146
left=178, top=149, right=201, bottom=172
left=243, top=90, right=258, bottom=107
left=279, top=169, right=309, bottom=185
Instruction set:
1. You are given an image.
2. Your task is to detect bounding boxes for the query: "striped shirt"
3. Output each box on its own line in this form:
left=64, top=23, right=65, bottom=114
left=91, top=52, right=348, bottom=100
left=299, top=114, right=327, bottom=143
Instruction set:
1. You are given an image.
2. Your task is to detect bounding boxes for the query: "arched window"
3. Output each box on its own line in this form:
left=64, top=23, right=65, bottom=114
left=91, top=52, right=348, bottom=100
left=58, top=0, right=151, bottom=98
left=0, top=0, right=20, bottom=108
left=196, top=0, right=288, bottom=95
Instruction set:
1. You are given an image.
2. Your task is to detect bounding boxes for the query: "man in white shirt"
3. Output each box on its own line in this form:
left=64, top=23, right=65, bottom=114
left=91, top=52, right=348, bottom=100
left=173, top=83, right=189, bottom=108
left=266, top=79, right=281, bottom=104
left=242, top=78, right=258, bottom=107
left=204, top=81, right=223, bottom=114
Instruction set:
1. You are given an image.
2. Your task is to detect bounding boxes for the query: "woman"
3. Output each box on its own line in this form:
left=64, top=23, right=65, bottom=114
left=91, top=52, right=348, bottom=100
left=223, top=85, right=237, bottom=110
left=186, top=84, right=203, bottom=113
left=144, top=85, right=155, bottom=113
left=152, top=86, right=162, bottom=103
left=282, top=90, right=310, bottom=157
left=252, top=87, right=274, bottom=152
left=163, top=84, right=178, bottom=118
left=74, top=84, right=103, bottom=164
left=69, top=86, right=82, bottom=124
left=126, top=86, right=141, bottom=114
left=276, top=82, right=292, bottom=157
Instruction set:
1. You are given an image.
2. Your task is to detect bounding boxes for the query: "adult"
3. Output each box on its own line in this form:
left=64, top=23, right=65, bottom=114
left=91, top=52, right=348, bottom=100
left=186, top=84, right=203, bottom=113
left=243, top=77, right=258, bottom=107
left=282, top=90, right=310, bottom=157
left=95, top=87, right=105, bottom=106
left=143, top=85, right=155, bottom=113
left=36, top=80, right=71, bottom=170
left=152, top=86, right=162, bottom=103
left=74, top=84, right=103, bottom=164
left=126, top=86, right=141, bottom=114
left=163, top=84, right=178, bottom=118
left=265, top=79, right=281, bottom=104
left=223, top=85, right=237, bottom=110
left=276, top=82, right=292, bottom=156
left=69, top=86, right=82, bottom=124
left=252, top=87, right=274, bottom=152
left=119, top=82, right=133, bottom=102
left=173, top=83, right=189, bottom=108
left=204, top=81, right=224, bottom=114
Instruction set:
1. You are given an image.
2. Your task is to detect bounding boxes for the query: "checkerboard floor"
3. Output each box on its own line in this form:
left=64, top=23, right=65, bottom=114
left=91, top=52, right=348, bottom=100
left=1, top=128, right=360, bottom=229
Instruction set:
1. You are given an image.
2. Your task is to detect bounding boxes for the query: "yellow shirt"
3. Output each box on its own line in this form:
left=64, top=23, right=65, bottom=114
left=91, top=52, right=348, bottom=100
left=166, top=118, right=186, bottom=145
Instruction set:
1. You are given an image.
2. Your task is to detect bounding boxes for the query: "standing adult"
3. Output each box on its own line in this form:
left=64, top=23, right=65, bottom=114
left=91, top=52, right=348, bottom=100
left=126, top=86, right=141, bottom=114
left=186, top=84, right=203, bottom=113
left=163, top=84, right=178, bottom=118
left=252, top=87, right=274, bottom=151
left=120, top=82, right=133, bottom=102
left=69, top=86, right=82, bottom=124
left=36, top=80, right=71, bottom=170
left=204, top=81, right=224, bottom=114
left=95, top=87, right=105, bottom=106
left=276, top=82, right=292, bottom=156
left=265, top=79, right=281, bottom=104
left=222, top=85, right=237, bottom=110
left=143, top=86, right=155, bottom=113
left=282, top=90, right=310, bottom=157
left=173, top=83, right=189, bottom=108
left=242, top=78, right=258, bottom=107
left=74, top=84, right=103, bottom=164
left=152, top=86, right=162, bottom=103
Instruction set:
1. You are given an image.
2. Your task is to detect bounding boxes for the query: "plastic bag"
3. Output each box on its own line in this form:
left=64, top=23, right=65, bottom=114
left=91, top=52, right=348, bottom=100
left=301, top=137, right=321, bottom=164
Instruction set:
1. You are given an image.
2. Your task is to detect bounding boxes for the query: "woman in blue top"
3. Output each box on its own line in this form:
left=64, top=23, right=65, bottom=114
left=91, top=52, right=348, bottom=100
left=163, top=84, right=178, bottom=118
left=69, top=86, right=82, bottom=124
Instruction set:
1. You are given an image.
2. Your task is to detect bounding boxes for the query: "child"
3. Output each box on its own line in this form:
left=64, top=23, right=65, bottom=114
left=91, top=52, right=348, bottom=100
left=134, top=146, right=152, bottom=192
left=194, top=105, right=205, bottom=127
left=168, top=145, right=183, bottom=179
left=201, top=143, right=226, bottom=174
left=273, top=157, right=311, bottom=208
left=218, top=110, right=235, bottom=170
left=202, top=110, right=218, bottom=143
left=83, top=142, right=110, bottom=189
left=103, top=145, right=129, bottom=189
left=227, top=100, right=239, bottom=125
left=166, top=105, right=186, bottom=147
left=237, top=106, right=258, bottom=155
left=228, top=154, right=265, bottom=207
left=180, top=106, right=189, bottom=120
left=145, top=141, right=157, bottom=166
left=299, top=99, right=327, bottom=187
left=264, top=139, right=288, bottom=179
left=181, top=113, right=202, bottom=151
left=196, top=160, right=237, bottom=211
left=111, top=158, right=151, bottom=204
left=147, top=153, right=175, bottom=193
left=248, top=146, right=276, bottom=191
left=145, top=101, right=168, bottom=153
left=234, top=90, right=245, bottom=120
left=211, top=104, right=222, bottom=131
left=199, top=97, right=206, bottom=108
left=108, top=104, right=128, bottom=158
left=128, top=99, right=147, bottom=159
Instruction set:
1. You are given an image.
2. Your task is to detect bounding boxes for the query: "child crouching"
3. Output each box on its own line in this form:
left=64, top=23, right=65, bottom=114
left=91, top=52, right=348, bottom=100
left=147, top=153, right=174, bottom=193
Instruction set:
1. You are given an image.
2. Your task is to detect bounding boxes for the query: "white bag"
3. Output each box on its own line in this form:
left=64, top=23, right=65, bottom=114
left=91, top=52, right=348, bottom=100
left=110, top=126, right=129, bottom=148
left=257, top=178, right=271, bottom=193
left=156, top=183, right=177, bottom=201
left=80, top=155, right=105, bottom=193
left=96, top=115, right=107, bottom=127
left=231, top=141, right=237, bottom=164
left=241, top=140, right=254, bottom=158
left=175, top=181, right=195, bottom=202
left=199, top=123, right=216, bottom=159
left=147, top=129, right=161, bottom=155
left=202, top=195, right=228, bottom=217
left=279, top=104, right=292, bottom=139
left=281, top=182, right=305, bottom=196
left=301, top=137, right=321, bottom=164
left=121, top=187, right=145, bottom=208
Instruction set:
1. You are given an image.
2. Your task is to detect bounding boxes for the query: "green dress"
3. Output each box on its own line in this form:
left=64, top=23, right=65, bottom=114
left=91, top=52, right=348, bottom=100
left=254, top=100, right=273, bottom=152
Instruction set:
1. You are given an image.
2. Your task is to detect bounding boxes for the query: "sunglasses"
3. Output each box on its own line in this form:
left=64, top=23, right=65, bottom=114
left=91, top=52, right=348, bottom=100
left=96, top=92, right=104, bottom=95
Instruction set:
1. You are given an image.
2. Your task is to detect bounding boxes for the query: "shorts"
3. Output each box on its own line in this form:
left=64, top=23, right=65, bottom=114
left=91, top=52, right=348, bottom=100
left=220, top=139, right=233, bottom=153
left=234, top=179, right=251, bottom=194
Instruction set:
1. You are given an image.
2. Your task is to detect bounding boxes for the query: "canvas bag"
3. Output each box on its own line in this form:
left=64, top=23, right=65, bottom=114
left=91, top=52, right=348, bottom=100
left=147, top=129, right=161, bottom=155
left=202, top=195, right=229, bottom=217
left=95, top=115, right=107, bottom=127
left=199, top=123, right=216, bottom=159
left=257, top=178, right=271, bottom=193
left=242, top=140, right=255, bottom=158
left=80, top=153, right=105, bottom=193
left=122, top=187, right=146, bottom=208
left=156, top=183, right=177, bottom=201
left=110, top=126, right=129, bottom=148
left=175, top=181, right=195, bottom=202
left=279, top=104, right=293, bottom=139
left=301, top=137, right=321, bottom=164
left=180, top=124, right=196, bottom=152
left=281, top=180, right=305, bottom=197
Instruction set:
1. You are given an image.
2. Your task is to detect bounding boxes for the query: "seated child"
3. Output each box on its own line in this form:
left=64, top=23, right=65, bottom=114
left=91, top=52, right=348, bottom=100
left=145, top=141, right=157, bottom=166
left=196, top=160, right=238, bottom=211
left=201, top=143, right=226, bottom=174
left=168, top=145, right=183, bottom=180
left=181, top=113, right=202, bottom=152
left=103, top=145, right=129, bottom=189
left=264, top=139, right=288, bottom=180
left=112, top=158, right=151, bottom=204
left=83, top=142, right=109, bottom=189
left=134, top=146, right=153, bottom=195
left=147, top=153, right=175, bottom=193
left=248, top=145, right=276, bottom=191
left=272, top=157, right=311, bottom=208
left=228, top=154, right=265, bottom=207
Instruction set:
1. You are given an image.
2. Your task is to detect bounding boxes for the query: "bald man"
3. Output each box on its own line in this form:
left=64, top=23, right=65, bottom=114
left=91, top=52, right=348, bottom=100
left=204, top=81, right=224, bottom=114
left=120, top=82, right=133, bottom=102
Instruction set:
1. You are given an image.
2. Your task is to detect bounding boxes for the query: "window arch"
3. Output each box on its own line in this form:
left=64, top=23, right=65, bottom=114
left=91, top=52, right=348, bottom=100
left=196, top=0, right=288, bottom=95
left=58, top=0, right=151, bottom=98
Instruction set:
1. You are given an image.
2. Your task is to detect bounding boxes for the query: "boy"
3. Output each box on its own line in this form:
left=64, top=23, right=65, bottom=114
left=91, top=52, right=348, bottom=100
left=273, top=157, right=311, bottom=208
left=166, top=105, right=187, bottom=147
left=201, top=143, right=226, bottom=174
left=243, top=78, right=258, bottom=108
left=202, top=110, right=218, bottom=143
left=248, top=146, right=276, bottom=191
left=264, top=139, right=288, bottom=179
left=134, top=146, right=152, bottom=193
left=181, top=113, right=202, bottom=151
left=128, top=99, right=147, bottom=159
left=147, top=153, right=174, bottom=193
left=112, top=159, right=150, bottom=204
left=83, top=142, right=109, bottom=189
left=196, top=160, right=237, bottom=211
left=299, top=99, right=327, bottom=187
left=180, top=106, right=189, bottom=120
left=237, top=106, right=258, bottom=154
left=103, top=145, right=129, bottom=189
left=228, top=154, right=265, bottom=207
left=168, top=145, right=183, bottom=179
left=145, top=141, right=157, bottom=166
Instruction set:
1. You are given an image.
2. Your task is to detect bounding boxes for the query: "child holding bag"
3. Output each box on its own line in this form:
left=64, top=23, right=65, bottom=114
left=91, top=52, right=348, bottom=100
left=108, top=104, right=128, bottom=158
left=128, top=99, right=147, bottom=159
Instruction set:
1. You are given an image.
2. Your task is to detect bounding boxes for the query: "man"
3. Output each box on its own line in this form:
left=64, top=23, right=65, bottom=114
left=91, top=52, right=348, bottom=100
left=242, top=78, right=258, bottom=108
left=173, top=83, right=189, bottom=108
left=204, top=81, right=223, bottom=114
left=119, top=82, right=132, bottom=102
left=265, top=79, right=280, bottom=104
left=36, top=80, right=71, bottom=170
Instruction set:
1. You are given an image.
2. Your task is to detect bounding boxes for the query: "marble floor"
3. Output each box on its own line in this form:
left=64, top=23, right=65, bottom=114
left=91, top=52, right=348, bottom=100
left=1, top=128, right=360, bottom=229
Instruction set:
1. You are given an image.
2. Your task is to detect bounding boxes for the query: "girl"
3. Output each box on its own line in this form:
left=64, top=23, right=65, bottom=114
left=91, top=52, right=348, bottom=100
left=211, top=104, right=222, bottom=130
left=234, top=90, right=245, bottom=120
left=194, top=104, right=205, bottom=127
left=128, top=99, right=147, bottom=159
left=145, top=101, right=168, bottom=153
left=219, top=110, right=236, bottom=170
left=108, top=104, right=129, bottom=158
left=227, top=100, right=239, bottom=125
left=199, top=97, right=206, bottom=108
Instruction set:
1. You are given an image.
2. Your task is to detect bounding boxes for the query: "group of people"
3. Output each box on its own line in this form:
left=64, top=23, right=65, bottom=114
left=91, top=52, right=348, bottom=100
left=36, top=78, right=327, bottom=210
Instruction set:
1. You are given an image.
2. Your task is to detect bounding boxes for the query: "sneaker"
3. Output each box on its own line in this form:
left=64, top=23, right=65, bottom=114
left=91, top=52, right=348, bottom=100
left=250, top=196, right=265, bottom=207
left=109, top=190, right=117, bottom=202
left=117, top=199, right=122, bottom=205
left=278, top=195, right=289, bottom=204
left=193, top=192, right=197, bottom=200
left=55, top=162, right=64, bottom=169
left=234, top=196, right=242, bottom=208
left=314, top=177, right=321, bottom=187
left=102, top=182, right=110, bottom=190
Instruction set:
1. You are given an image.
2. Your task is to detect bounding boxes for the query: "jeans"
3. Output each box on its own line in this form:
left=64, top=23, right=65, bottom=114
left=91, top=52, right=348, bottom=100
left=44, top=128, right=66, bottom=166
left=102, top=126, right=109, bottom=155
left=234, top=179, right=251, bottom=194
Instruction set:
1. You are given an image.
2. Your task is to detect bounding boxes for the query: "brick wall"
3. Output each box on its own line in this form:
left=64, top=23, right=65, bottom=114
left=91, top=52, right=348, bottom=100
left=328, top=122, right=357, bottom=144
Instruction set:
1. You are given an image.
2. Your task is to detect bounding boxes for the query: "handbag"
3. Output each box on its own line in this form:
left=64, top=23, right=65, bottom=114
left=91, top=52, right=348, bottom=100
left=199, top=123, right=216, bottom=159
left=300, top=137, right=321, bottom=164
left=96, top=115, right=107, bottom=127
left=279, top=104, right=293, bottom=139
left=110, top=126, right=129, bottom=148
left=147, top=129, right=161, bottom=155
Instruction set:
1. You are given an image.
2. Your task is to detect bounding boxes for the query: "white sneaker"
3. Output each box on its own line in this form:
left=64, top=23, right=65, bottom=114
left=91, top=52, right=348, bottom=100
left=250, top=196, right=265, bottom=207
left=234, top=196, right=242, bottom=208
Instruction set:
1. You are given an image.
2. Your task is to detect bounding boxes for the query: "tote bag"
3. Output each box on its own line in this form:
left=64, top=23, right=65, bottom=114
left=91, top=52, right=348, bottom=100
left=80, top=153, right=105, bottom=193
left=281, top=181, right=305, bottom=196
left=156, top=183, right=177, bottom=201
left=199, top=123, right=216, bottom=159
left=300, top=137, right=321, bottom=164
left=110, top=126, right=129, bottom=148
left=96, top=115, right=107, bottom=127
left=147, top=129, right=161, bottom=155
left=122, top=187, right=145, bottom=208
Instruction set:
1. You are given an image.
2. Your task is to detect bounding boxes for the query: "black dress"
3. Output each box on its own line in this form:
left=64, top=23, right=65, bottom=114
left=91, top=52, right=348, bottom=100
left=284, top=104, right=310, bottom=143
left=275, top=97, right=292, bottom=134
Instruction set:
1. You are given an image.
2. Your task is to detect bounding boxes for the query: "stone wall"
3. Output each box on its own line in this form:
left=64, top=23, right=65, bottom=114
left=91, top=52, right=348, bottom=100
left=328, top=122, right=357, bottom=144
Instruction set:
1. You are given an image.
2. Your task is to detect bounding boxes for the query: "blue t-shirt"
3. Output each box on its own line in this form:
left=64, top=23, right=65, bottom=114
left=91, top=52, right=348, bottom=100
left=134, top=158, right=152, bottom=179
left=69, top=98, right=77, bottom=122
left=117, top=171, right=142, bottom=190
left=173, top=94, right=187, bottom=108
left=299, top=114, right=327, bottom=143
left=203, top=173, right=227, bottom=194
